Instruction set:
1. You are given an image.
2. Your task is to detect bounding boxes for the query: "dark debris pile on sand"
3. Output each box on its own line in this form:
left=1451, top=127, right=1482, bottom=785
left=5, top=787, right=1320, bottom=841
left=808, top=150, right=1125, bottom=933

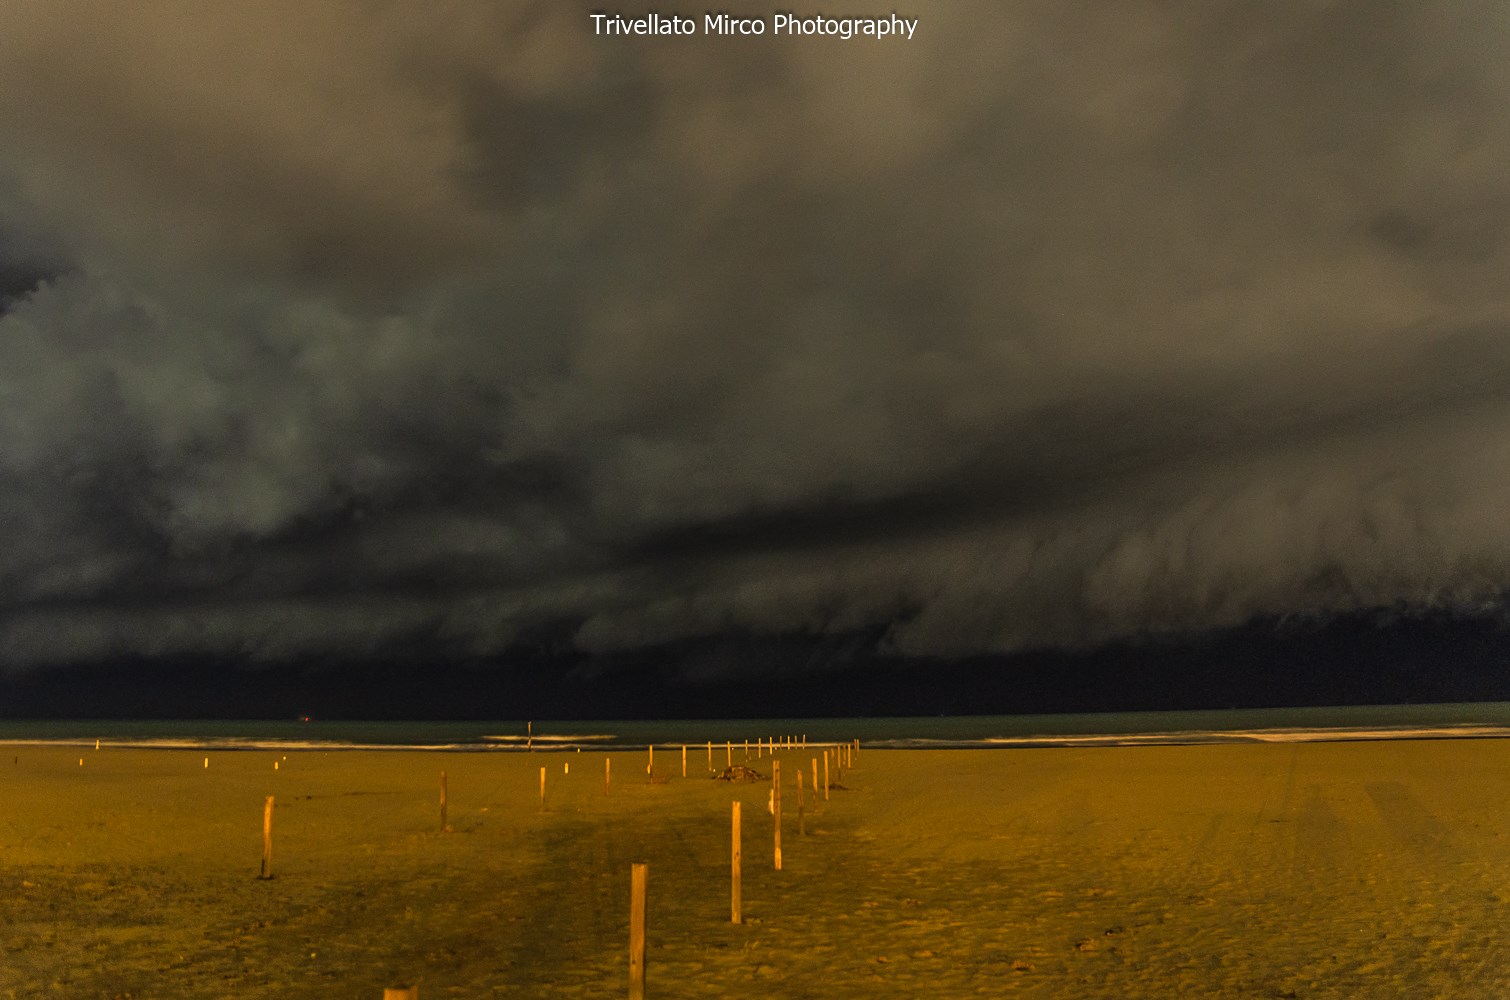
left=713, top=765, right=768, bottom=782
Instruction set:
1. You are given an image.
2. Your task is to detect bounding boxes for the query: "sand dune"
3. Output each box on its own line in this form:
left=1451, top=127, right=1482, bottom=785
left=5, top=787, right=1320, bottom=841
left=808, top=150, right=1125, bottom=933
left=2, top=739, right=1507, bottom=997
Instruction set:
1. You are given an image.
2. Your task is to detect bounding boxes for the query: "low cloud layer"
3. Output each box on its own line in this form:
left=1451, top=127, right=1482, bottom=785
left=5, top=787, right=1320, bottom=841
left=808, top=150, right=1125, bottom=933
left=3, top=2, right=1510, bottom=669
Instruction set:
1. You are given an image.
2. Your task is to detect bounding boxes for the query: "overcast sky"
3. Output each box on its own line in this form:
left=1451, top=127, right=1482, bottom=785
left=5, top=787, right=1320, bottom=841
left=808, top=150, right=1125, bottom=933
left=1, top=2, right=1509, bottom=672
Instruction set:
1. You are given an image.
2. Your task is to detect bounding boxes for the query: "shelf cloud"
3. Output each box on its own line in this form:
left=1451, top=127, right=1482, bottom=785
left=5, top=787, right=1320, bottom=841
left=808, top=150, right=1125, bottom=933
left=2, top=2, right=1510, bottom=669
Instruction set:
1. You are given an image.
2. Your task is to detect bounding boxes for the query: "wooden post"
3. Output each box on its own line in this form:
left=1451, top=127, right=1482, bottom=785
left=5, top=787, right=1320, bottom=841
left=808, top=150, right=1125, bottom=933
left=853, top=738, right=859, bottom=761
left=439, top=771, right=449, bottom=833
left=797, top=770, right=806, bottom=836
left=811, top=758, right=819, bottom=812
left=706, top=741, right=712, bottom=772
left=539, top=766, right=547, bottom=812
left=629, top=863, right=648, bottom=1000
left=606, top=756, right=612, bottom=796
left=744, top=738, right=749, bottom=760
left=726, top=741, right=732, bottom=767
left=383, top=986, right=418, bottom=1000
left=681, top=745, right=687, bottom=778
left=260, top=795, right=274, bottom=879
left=731, top=801, right=742, bottom=924
left=824, top=752, right=830, bottom=800
left=773, top=761, right=782, bottom=871
left=527, top=719, right=533, bottom=751
left=647, top=744, right=653, bottom=776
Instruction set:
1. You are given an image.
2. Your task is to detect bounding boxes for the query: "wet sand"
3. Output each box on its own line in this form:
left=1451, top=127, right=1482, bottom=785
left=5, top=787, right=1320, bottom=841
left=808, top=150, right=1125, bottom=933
left=3, top=739, right=1509, bottom=997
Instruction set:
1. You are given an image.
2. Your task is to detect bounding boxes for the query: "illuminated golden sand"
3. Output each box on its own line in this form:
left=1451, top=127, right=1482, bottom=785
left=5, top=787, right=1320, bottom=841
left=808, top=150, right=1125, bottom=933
left=3, top=740, right=1509, bottom=997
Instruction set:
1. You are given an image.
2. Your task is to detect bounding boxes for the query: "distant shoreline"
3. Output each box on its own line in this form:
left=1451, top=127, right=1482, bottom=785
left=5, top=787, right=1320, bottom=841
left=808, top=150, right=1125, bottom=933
left=3, top=720, right=1510, bottom=752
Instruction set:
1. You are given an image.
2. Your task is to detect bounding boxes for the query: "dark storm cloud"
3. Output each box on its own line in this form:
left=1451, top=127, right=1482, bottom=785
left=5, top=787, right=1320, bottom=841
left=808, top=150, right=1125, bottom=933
left=2, top=1, right=1510, bottom=668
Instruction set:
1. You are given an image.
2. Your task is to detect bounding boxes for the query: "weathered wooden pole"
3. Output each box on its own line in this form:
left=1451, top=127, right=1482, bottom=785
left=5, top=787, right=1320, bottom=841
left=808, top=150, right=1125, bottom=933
left=629, top=863, right=648, bottom=1000
left=681, top=745, right=687, bottom=778
left=606, top=756, right=612, bottom=796
left=773, top=760, right=782, bottom=871
left=647, top=743, right=653, bottom=776
left=797, top=770, right=806, bottom=836
left=824, top=751, right=830, bottom=799
left=726, top=741, right=732, bottom=767
left=527, top=719, right=533, bottom=751
left=383, top=985, right=418, bottom=999
left=731, top=801, right=742, bottom=924
left=706, top=741, right=712, bottom=772
left=539, top=766, right=547, bottom=812
left=260, top=795, right=274, bottom=879
left=811, top=758, right=819, bottom=812
left=744, top=738, right=749, bottom=759
left=439, top=771, right=449, bottom=833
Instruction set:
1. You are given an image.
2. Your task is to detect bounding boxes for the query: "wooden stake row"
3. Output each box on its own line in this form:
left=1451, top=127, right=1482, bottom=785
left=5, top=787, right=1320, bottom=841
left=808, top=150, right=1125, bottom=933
left=260, top=738, right=859, bottom=879
left=276, top=737, right=865, bottom=998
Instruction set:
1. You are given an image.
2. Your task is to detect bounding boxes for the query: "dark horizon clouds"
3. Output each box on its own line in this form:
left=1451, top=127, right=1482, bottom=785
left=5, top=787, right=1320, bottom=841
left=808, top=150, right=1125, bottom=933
left=2, top=2, right=1510, bottom=672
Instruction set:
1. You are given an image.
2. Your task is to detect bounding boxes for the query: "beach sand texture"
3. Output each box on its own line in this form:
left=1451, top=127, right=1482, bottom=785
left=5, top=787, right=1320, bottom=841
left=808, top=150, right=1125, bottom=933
left=3, top=739, right=1509, bottom=997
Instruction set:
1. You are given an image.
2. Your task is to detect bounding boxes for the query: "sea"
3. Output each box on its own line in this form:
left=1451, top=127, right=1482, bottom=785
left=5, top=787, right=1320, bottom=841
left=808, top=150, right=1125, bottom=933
left=2, top=703, right=1510, bottom=752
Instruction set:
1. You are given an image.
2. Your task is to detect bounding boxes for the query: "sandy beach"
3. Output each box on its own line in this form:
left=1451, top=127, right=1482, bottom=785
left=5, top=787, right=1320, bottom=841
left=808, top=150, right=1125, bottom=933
left=3, top=738, right=1509, bottom=998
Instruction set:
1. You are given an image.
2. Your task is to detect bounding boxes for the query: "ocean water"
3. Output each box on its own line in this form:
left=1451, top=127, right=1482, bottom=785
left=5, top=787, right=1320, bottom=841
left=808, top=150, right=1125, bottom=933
left=2, top=702, right=1509, bottom=751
